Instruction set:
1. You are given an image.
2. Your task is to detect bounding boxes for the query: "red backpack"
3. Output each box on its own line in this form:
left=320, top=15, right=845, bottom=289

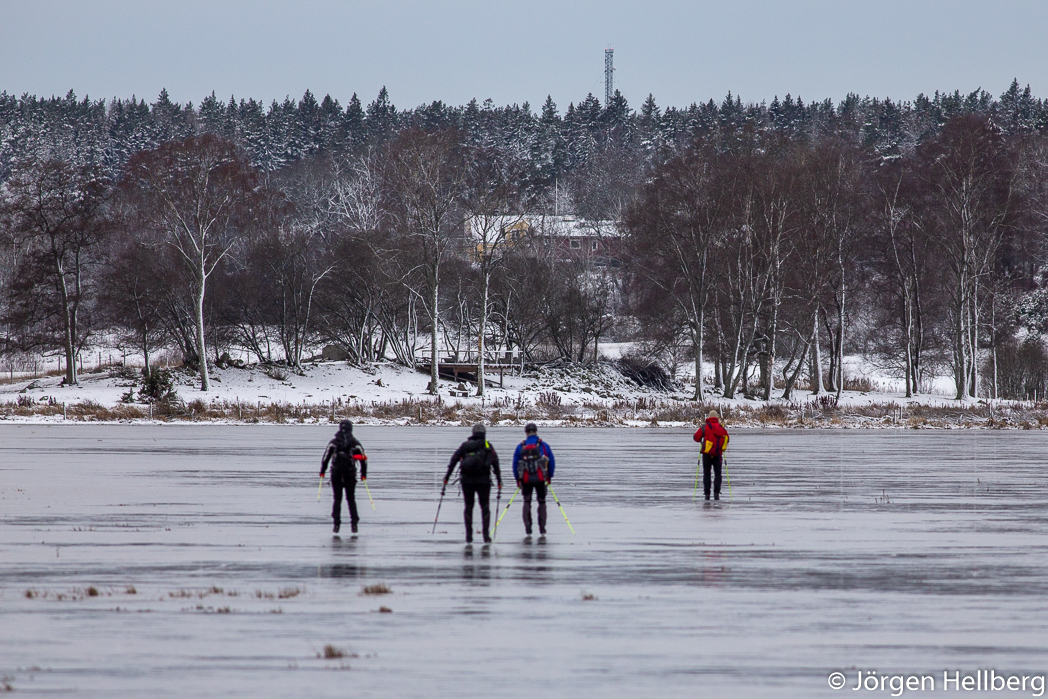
left=518, top=439, right=549, bottom=485
left=699, top=420, right=729, bottom=456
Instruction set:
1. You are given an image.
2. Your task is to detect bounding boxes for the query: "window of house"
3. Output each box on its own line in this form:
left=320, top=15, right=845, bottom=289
left=591, top=240, right=599, bottom=251
left=569, top=239, right=581, bottom=249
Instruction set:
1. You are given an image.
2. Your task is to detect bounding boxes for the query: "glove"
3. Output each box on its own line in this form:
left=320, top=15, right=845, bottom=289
left=361, top=477, right=366, bottom=482
left=319, top=471, right=325, bottom=478
left=545, top=478, right=551, bottom=485
left=443, top=477, right=449, bottom=486
left=498, top=482, right=503, bottom=491
left=516, top=479, right=521, bottom=488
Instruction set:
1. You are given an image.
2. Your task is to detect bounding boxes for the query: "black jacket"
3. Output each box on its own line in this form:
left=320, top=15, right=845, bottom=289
left=321, top=432, right=367, bottom=479
left=445, top=436, right=501, bottom=487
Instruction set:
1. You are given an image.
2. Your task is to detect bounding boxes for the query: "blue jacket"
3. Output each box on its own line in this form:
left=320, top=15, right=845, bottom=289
left=512, top=435, right=555, bottom=481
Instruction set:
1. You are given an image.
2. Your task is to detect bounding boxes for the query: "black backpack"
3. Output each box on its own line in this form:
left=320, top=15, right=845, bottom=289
left=459, top=440, right=489, bottom=481
left=518, top=439, right=548, bottom=485
left=333, top=431, right=362, bottom=464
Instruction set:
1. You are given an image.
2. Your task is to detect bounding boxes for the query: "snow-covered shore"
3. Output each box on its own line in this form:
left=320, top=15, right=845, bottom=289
left=2, top=359, right=1045, bottom=429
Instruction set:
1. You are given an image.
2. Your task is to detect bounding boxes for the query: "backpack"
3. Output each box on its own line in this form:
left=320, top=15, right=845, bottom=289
left=700, top=422, right=729, bottom=456
left=459, top=440, right=490, bottom=481
left=518, top=439, right=549, bottom=485
left=334, top=431, right=365, bottom=464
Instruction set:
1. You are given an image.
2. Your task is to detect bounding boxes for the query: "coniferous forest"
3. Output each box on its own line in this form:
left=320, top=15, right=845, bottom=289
left=4, top=81, right=1048, bottom=400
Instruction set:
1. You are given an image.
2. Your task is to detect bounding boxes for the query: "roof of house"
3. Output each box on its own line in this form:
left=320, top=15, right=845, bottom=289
left=466, top=214, right=621, bottom=240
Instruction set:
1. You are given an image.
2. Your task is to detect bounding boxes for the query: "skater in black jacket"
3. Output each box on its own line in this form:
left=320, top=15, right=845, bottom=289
left=444, top=423, right=502, bottom=543
left=321, top=420, right=367, bottom=533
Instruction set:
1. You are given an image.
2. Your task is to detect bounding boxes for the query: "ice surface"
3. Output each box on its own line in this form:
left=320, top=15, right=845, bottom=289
left=2, top=426, right=1047, bottom=697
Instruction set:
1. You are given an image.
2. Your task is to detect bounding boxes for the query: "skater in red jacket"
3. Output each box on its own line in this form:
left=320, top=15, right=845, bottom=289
left=693, top=410, right=729, bottom=501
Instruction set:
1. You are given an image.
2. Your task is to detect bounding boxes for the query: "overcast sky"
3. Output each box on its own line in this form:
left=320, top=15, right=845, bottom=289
left=1, top=0, right=1045, bottom=112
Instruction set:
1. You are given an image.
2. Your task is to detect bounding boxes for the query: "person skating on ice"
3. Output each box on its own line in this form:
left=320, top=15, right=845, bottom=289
left=444, top=423, right=502, bottom=543
left=320, top=420, right=367, bottom=533
left=512, top=423, right=555, bottom=536
left=694, top=410, right=729, bottom=501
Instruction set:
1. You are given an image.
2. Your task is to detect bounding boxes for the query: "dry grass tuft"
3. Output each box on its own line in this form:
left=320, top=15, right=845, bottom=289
left=322, top=645, right=346, bottom=659
left=360, top=583, right=391, bottom=596
left=378, top=606, right=393, bottom=613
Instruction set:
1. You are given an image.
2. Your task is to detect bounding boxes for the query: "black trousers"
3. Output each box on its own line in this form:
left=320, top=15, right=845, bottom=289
left=462, top=483, right=491, bottom=542
left=702, top=454, right=722, bottom=498
left=331, top=468, right=359, bottom=526
left=522, top=482, right=547, bottom=534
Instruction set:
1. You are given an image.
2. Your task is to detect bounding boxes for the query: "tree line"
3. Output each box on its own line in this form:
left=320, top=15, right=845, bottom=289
left=3, top=81, right=1048, bottom=400
left=626, top=115, right=1048, bottom=401
left=0, top=129, right=621, bottom=397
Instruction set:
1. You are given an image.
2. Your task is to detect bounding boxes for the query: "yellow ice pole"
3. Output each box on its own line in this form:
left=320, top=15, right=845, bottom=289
left=547, top=484, right=575, bottom=535
left=317, top=475, right=324, bottom=501
left=693, top=458, right=701, bottom=501
left=363, top=479, right=377, bottom=511
left=495, top=487, right=521, bottom=528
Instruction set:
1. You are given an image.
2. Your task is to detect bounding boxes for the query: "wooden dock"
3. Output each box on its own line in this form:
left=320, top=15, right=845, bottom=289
left=415, top=353, right=519, bottom=388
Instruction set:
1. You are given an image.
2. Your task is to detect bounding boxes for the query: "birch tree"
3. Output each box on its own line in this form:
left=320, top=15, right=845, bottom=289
left=917, top=116, right=1017, bottom=399
left=382, top=129, right=468, bottom=394
left=122, top=135, right=260, bottom=391
left=462, top=145, right=525, bottom=396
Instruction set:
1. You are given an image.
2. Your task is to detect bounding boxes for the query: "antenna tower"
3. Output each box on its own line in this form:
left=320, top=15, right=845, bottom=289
left=604, top=48, right=614, bottom=106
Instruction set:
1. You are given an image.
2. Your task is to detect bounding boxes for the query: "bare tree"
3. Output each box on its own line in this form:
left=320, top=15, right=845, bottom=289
left=624, top=140, right=736, bottom=399
left=122, top=135, right=260, bottom=391
left=382, top=128, right=469, bottom=394
left=916, top=116, right=1018, bottom=399
left=462, top=145, right=526, bottom=396
left=1, top=159, right=110, bottom=385
left=263, top=160, right=336, bottom=368
left=99, top=235, right=168, bottom=377
left=799, top=137, right=868, bottom=399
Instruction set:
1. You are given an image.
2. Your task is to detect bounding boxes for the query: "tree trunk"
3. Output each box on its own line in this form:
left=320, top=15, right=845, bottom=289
left=693, top=329, right=703, bottom=401
left=810, top=311, right=822, bottom=395
left=969, top=284, right=979, bottom=399
left=835, top=288, right=845, bottom=399
left=782, top=327, right=813, bottom=401
left=476, top=272, right=489, bottom=397
left=693, top=304, right=704, bottom=400
left=953, top=290, right=967, bottom=400
left=195, top=269, right=210, bottom=391
left=991, top=296, right=998, bottom=400
left=903, top=287, right=913, bottom=397
left=763, top=307, right=778, bottom=401
left=429, top=274, right=440, bottom=395
left=56, top=259, right=78, bottom=386
left=142, top=327, right=151, bottom=379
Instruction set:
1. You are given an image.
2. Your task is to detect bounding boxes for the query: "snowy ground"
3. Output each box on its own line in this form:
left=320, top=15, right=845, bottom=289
left=2, top=426, right=1047, bottom=697
left=0, top=350, right=987, bottom=427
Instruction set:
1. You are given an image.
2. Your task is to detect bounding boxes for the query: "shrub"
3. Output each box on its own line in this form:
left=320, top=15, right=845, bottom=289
left=265, top=365, right=290, bottom=381
left=614, top=354, right=673, bottom=391
left=990, top=338, right=1048, bottom=400
left=139, top=369, right=176, bottom=402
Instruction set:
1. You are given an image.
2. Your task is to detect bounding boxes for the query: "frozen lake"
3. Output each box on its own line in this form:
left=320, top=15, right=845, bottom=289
left=2, top=425, right=1048, bottom=697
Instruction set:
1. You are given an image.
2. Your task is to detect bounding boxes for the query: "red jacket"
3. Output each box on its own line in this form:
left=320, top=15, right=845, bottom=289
left=693, top=417, right=729, bottom=456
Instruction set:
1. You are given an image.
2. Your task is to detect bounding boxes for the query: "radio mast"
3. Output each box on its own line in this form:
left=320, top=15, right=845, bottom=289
left=604, top=48, right=614, bottom=106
